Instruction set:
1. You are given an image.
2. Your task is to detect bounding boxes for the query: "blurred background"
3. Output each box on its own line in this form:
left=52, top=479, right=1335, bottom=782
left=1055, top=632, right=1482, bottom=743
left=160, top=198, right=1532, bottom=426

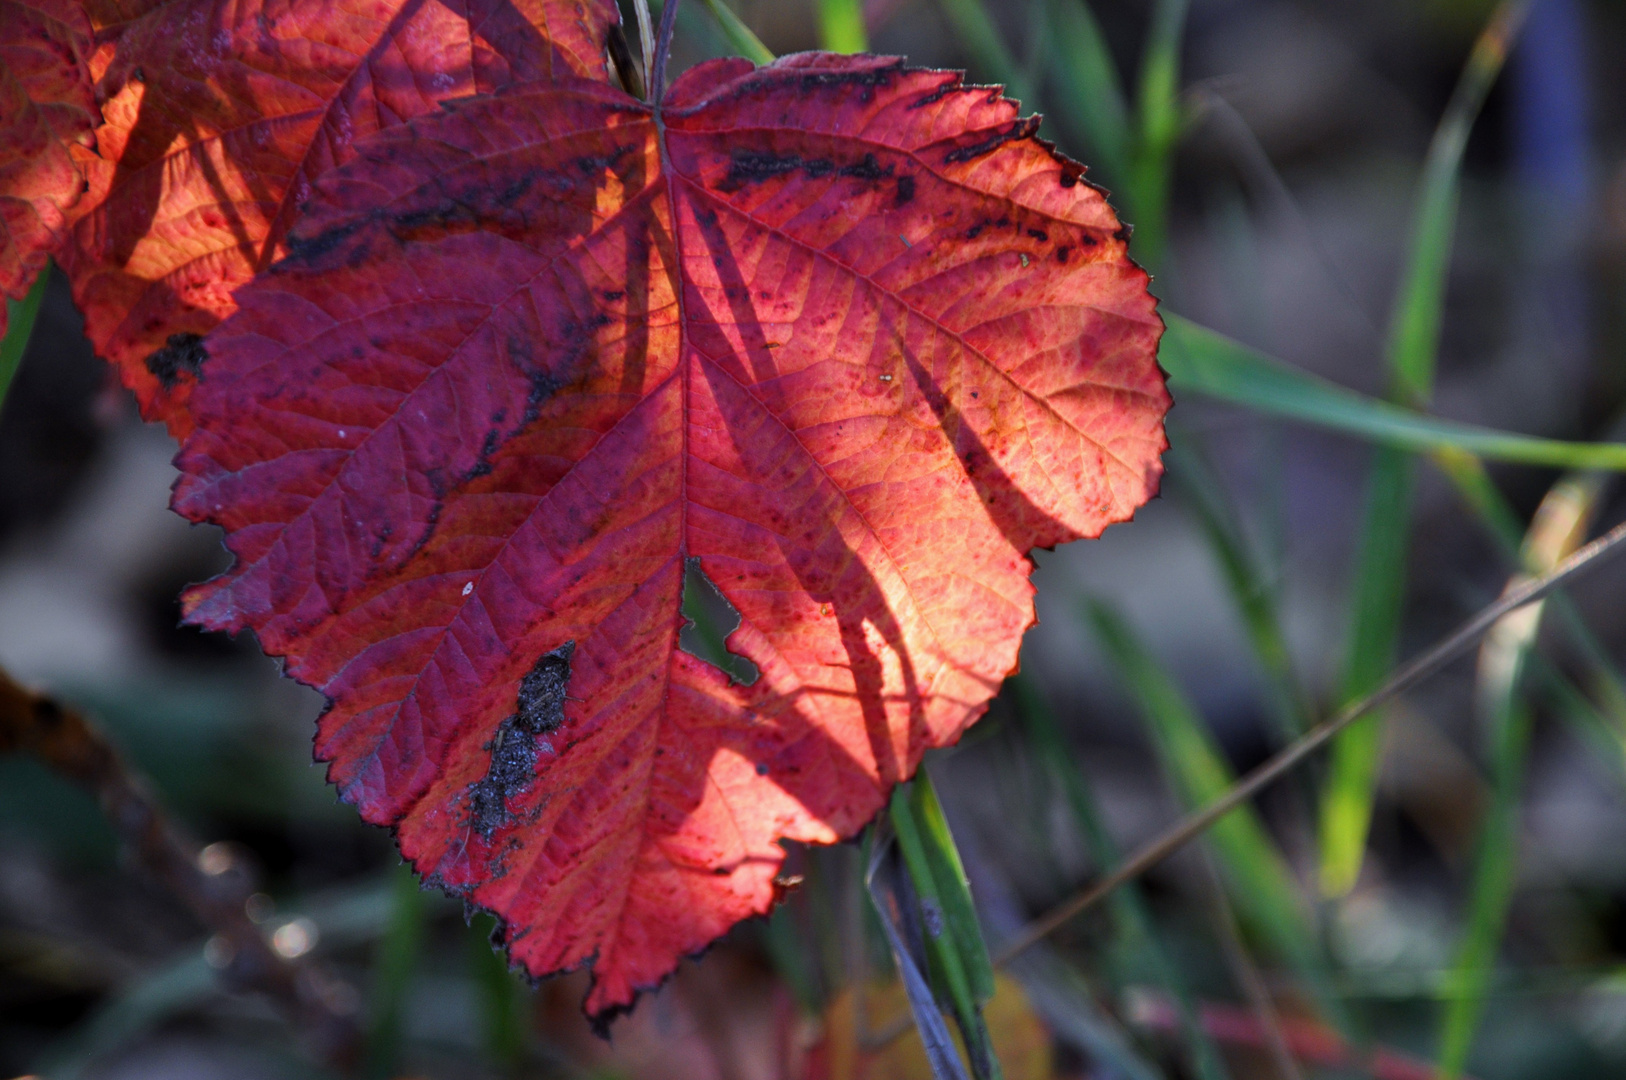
left=6, top=0, right=1626, bottom=1076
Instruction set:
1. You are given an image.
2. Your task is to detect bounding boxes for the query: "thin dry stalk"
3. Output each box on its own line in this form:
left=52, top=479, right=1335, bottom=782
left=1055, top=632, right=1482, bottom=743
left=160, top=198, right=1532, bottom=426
left=0, top=667, right=362, bottom=1067
left=995, top=515, right=1626, bottom=964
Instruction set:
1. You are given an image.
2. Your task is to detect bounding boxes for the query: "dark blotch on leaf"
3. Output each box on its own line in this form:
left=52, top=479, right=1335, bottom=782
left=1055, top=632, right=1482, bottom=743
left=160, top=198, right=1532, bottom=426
left=721, top=150, right=825, bottom=190
left=145, top=332, right=208, bottom=388
left=837, top=153, right=888, bottom=182
left=944, top=116, right=1041, bottom=164
left=285, top=216, right=368, bottom=264
left=907, top=79, right=959, bottom=111
left=723, top=149, right=894, bottom=193
left=795, top=63, right=899, bottom=93
left=468, top=641, right=575, bottom=839
left=467, top=430, right=500, bottom=480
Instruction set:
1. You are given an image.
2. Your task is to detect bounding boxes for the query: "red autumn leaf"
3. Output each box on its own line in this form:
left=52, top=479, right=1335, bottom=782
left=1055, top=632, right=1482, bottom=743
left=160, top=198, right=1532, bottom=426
left=0, top=0, right=96, bottom=335
left=173, top=53, right=1168, bottom=1017
left=54, top=0, right=619, bottom=435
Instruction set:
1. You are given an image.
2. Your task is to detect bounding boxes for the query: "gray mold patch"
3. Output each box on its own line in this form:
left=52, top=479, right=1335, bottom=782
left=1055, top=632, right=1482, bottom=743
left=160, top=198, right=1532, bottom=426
left=468, top=641, right=575, bottom=839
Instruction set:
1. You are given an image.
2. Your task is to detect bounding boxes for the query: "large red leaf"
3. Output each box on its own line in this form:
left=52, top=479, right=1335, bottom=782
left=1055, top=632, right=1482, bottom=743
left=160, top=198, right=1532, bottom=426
left=173, top=53, right=1168, bottom=1017
left=56, top=0, right=619, bottom=435
left=0, top=0, right=96, bottom=334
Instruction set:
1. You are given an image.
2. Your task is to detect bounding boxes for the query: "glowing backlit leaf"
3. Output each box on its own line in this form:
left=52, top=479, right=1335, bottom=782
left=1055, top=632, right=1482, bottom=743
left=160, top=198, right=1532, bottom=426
left=173, top=53, right=1167, bottom=1016
left=0, top=0, right=95, bottom=333
left=56, top=0, right=619, bottom=433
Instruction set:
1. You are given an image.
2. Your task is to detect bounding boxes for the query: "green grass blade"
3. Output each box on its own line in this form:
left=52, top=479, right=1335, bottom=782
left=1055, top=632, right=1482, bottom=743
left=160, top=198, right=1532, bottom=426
left=1135, top=0, right=1188, bottom=155
left=366, top=865, right=427, bottom=1078
left=34, top=952, right=223, bottom=1080
left=1432, top=448, right=1528, bottom=547
left=698, top=0, right=775, bottom=65
left=1160, top=315, right=1626, bottom=471
left=890, top=783, right=1003, bottom=1079
left=1318, top=0, right=1527, bottom=898
left=0, top=266, right=49, bottom=414
left=1436, top=463, right=1603, bottom=1077
left=1165, top=435, right=1313, bottom=740
left=1568, top=612, right=1626, bottom=730
left=1536, top=654, right=1626, bottom=788
left=1123, top=0, right=1189, bottom=270
left=1009, top=675, right=1231, bottom=1080
left=1011, top=951, right=1171, bottom=1080
left=911, top=771, right=998, bottom=1005
left=934, top=0, right=1031, bottom=103
left=1435, top=704, right=1531, bottom=1077
left=866, top=831, right=974, bottom=1080
left=1432, top=419, right=1626, bottom=733
left=1386, top=2, right=1527, bottom=404
left=1317, top=445, right=1413, bottom=896
left=1044, top=0, right=1130, bottom=182
left=1082, top=602, right=1322, bottom=983
left=817, top=0, right=867, bottom=52
left=763, top=903, right=822, bottom=1013
left=804, top=849, right=849, bottom=1003
left=1020, top=0, right=1048, bottom=112
left=1411, top=449, right=1622, bottom=1073
left=468, top=915, right=527, bottom=1068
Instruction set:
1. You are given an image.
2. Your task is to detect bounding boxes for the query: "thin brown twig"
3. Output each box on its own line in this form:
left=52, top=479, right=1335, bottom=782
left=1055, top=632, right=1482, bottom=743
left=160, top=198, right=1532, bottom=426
left=994, top=515, right=1626, bottom=966
left=0, top=667, right=362, bottom=1067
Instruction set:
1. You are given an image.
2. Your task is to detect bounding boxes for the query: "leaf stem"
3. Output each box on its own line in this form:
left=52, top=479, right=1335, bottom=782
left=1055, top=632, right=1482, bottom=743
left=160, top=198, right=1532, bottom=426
left=651, top=0, right=682, bottom=101
left=633, top=2, right=656, bottom=101
left=993, top=514, right=1626, bottom=965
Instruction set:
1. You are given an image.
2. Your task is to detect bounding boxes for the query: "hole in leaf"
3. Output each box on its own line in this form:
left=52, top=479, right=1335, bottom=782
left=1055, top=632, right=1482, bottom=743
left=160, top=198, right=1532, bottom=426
left=679, top=558, right=759, bottom=686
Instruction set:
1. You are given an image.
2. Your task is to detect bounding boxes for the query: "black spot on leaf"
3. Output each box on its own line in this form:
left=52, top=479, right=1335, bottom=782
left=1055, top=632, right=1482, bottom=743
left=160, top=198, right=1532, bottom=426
left=944, top=117, right=1041, bottom=164
left=468, top=642, right=576, bottom=840
left=837, top=153, right=888, bottom=181
left=145, top=332, right=208, bottom=388
left=721, top=150, right=895, bottom=193
left=720, top=151, right=830, bottom=190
